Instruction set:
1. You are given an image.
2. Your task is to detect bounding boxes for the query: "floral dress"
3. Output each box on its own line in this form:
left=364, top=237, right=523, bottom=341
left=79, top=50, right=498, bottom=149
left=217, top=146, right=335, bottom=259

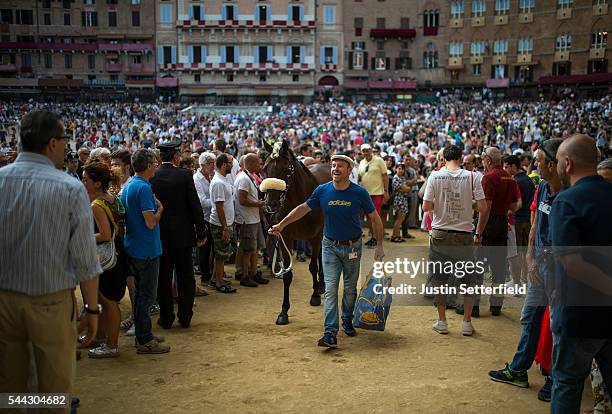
left=392, top=174, right=410, bottom=214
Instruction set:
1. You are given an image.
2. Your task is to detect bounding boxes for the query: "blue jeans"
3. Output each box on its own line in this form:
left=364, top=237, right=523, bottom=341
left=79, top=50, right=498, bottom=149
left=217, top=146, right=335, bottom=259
left=322, top=237, right=362, bottom=335
left=509, top=281, right=548, bottom=372
left=551, top=330, right=612, bottom=414
left=128, top=256, right=160, bottom=345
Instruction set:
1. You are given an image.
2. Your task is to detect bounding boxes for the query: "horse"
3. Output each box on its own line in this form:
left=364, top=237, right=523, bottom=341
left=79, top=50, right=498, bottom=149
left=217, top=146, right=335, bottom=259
left=262, top=139, right=331, bottom=325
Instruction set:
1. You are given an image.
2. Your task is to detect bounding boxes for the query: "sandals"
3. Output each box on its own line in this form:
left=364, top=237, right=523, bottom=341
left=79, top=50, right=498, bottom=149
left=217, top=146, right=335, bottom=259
left=195, top=286, right=209, bottom=297
left=216, top=284, right=237, bottom=294
left=390, top=236, right=405, bottom=243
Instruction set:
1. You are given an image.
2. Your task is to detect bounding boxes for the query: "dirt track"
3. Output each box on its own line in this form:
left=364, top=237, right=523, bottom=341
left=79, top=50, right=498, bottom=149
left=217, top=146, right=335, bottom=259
left=74, top=232, right=591, bottom=413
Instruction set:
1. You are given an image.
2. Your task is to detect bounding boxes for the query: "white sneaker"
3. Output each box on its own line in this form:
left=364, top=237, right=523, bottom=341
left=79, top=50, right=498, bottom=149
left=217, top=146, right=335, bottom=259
left=88, top=343, right=120, bottom=359
left=432, top=320, right=449, bottom=334
left=126, top=325, right=135, bottom=337
left=462, top=320, right=475, bottom=336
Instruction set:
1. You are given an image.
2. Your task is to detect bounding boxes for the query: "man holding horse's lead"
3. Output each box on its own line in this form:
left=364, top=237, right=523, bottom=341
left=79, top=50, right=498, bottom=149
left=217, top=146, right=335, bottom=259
left=269, top=153, right=385, bottom=348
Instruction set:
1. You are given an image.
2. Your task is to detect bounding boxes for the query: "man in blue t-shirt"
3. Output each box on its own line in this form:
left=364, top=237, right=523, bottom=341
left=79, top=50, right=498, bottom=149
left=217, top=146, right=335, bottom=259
left=269, top=153, right=385, bottom=348
left=488, top=138, right=563, bottom=401
left=121, top=149, right=170, bottom=355
left=549, top=135, right=612, bottom=413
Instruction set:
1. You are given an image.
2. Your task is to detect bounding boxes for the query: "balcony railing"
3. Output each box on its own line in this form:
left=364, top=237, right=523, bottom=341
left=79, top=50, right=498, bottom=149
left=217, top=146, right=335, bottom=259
left=0, top=64, right=17, bottom=72
left=0, top=42, right=153, bottom=53
left=156, top=77, right=179, bottom=87
left=540, top=73, right=612, bottom=85
left=423, top=27, right=438, bottom=36
left=370, top=29, right=416, bottom=39
left=129, top=63, right=144, bottom=73
left=158, top=62, right=315, bottom=72
left=84, top=79, right=125, bottom=86
left=104, top=63, right=122, bottom=72
left=177, top=19, right=316, bottom=30
left=486, top=78, right=509, bottom=88
left=343, top=79, right=417, bottom=89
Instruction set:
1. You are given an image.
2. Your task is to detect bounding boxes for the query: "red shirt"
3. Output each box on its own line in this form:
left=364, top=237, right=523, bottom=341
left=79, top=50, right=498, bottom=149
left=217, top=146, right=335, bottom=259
left=508, top=183, right=521, bottom=225
left=482, top=165, right=519, bottom=215
left=530, top=186, right=539, bottom=212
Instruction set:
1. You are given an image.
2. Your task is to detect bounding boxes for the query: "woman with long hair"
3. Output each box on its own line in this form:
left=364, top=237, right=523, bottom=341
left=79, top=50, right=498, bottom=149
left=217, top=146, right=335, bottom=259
left=82, top=162, right=127, bottom=358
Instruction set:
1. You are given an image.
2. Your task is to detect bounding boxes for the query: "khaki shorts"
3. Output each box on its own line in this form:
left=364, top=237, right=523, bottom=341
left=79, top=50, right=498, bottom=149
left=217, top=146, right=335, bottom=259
left=239, top=223, right=259, bottom=253
left=211, top=224, right=233, bottom=262
left=429, top=229, right=478, bottom=290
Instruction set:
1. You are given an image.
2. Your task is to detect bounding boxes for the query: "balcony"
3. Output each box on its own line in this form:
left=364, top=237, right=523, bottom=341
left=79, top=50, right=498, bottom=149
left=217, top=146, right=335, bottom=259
left=423, top=27, right=438, bottom=36
left=0, top=64, right=17, bottom=72
left=156, top=77, right=179, bottom=87
left=590, top=47, right=606, bottom=60
left=470, top=55, right=484, bottom=64
left=594, top=3, right=608, bottom=15
left=129, top=63, right=144, bottom=73
left=492, top=54, right=507, bottom=65
left=122, top=43, right=154, bottom=53
left=494, top=14, right=508, bottom=25
left=125, top=79, right=155, bottom=87
left=0, top=42, right=98, bottom=52
left=471, top=16, right=485, bottom=27
left=540, top=73, right=612, bottom=85
left=554, top=50, right=570, bottom=62
left=84, top=79, right=125, bottom=86
left=486, top=78, right=509, bottom=88
left=343, top=79, right=417, bottom=90
left=177, top=19, right=316, bottom=30
left=369, top=29, right=416, bottom=39
left=320, top=63, right=337, bottom=72
left=519, top=12, right=534, bottom=23
left=104, top=63, right=122, bottom=72
left=557, top=8, right=572, bottom=19
left=449, top=18, right=464, bottom=28
left=158, top=62, right=316, bottom=73
left=39, top=78, right=84, bottom=87
left=99, top=43, right=122, bottom=53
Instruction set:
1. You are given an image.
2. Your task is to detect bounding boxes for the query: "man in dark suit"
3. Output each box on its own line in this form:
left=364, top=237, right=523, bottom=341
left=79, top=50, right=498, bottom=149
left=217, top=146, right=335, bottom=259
left=151, top=141, right=207, bottom=329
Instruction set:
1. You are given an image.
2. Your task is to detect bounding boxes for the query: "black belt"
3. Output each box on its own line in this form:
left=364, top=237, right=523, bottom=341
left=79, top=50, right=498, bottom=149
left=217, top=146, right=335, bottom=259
left=431, top=228, right=472, bottom=235
left=324, top=235, right=362, bottom=246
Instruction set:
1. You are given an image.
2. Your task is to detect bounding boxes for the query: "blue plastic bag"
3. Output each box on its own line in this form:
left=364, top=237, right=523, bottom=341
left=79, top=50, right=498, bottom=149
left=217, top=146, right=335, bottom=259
left=353, top=272, right=392, bottom=331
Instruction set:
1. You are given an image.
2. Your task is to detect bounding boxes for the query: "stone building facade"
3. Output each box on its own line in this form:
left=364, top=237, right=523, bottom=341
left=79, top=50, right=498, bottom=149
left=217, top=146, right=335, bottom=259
left=0, top=0, right=156, bottom=97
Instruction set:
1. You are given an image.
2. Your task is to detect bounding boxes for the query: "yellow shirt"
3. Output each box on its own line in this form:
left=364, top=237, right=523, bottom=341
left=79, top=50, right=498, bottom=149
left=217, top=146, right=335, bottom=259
left=358, top=156, right=387, bottom=195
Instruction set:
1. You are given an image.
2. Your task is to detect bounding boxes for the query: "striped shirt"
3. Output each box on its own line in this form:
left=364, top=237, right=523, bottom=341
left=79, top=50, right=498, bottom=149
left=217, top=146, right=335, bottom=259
left=0, top=152, right=101, bottom=295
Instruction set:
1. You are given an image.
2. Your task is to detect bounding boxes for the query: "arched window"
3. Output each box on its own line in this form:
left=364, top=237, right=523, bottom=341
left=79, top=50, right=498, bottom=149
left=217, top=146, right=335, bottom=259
left=423, top=43, right=438, bottom=68
left=423, top=9, right=440, bottom=27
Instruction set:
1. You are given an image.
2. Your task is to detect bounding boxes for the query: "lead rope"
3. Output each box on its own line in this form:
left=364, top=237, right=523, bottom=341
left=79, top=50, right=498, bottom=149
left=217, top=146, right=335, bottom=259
left=271, top=233, right=293, bottom=278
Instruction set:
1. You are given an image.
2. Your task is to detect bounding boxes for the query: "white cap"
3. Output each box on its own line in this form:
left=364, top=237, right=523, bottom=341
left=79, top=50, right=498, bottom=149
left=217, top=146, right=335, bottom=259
left=331, top=154, right=355, bottom=168
left=360, top=143, right=372, bottom=150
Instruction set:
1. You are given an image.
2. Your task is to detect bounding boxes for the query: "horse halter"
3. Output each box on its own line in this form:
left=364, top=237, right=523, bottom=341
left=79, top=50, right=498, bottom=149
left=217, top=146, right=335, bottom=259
left=264, top=152, right=295, bottom=215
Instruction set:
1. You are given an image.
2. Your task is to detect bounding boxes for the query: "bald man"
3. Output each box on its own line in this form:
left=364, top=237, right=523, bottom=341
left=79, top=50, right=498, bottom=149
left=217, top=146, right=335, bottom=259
left=478, top=146, right=520, bottom=316
left=234, top=153, right=269, bottom=286
left=549, top=134, right=612, bottom=413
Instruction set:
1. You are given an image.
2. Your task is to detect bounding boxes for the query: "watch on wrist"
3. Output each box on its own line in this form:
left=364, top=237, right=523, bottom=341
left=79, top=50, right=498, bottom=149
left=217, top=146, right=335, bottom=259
left=84, top=303, right=102, bottom=315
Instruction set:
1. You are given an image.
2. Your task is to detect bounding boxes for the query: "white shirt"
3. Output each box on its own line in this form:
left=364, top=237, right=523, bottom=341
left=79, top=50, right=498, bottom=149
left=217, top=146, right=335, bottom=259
left=230, top=157, right=240, bottom=183
left=209, top=171, right=235, bottom=227
left=193, top=170, right=212, bottom=222
left=234, top=171, right=261, bottom=225
left=423, top=167, right=485, bottom=232
left=417, top=141, right=429, bottom=156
